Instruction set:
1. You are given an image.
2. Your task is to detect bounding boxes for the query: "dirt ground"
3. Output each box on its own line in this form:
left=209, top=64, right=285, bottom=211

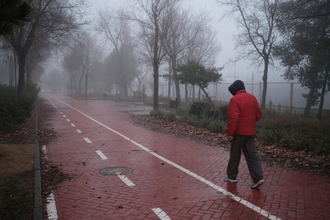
left=0, top=98, right=64, bottom=220
left=0, top=144, right=34, bottom=176
left=0, top=144, right=35, bottom=219
left=131, top=114, right=330, bottom=177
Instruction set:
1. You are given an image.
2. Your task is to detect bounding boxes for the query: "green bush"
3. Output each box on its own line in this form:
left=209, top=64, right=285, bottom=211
left=0, top=84, right=39, bottom=132
left=207, top=120, right=226, bottom=132
left=257, top=127, right=284, bottom=144
left=257, top=116, right=330, bottom=154
left=164, top=112, right=176, bottom=122
left=189, top=101, right=212, bottom=118
left=150, top=110, right=163, bottom=117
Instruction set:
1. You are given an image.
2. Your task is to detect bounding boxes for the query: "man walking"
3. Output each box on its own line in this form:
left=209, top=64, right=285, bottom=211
left=224, top=80, right=264, bottom=189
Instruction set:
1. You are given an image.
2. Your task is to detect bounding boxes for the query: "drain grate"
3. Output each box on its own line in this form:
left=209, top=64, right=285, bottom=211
left=99, top=167, right=134, bottom=176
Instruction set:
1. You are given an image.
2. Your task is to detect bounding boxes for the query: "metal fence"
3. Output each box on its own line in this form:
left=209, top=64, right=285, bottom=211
left=156, top=81, right=330, bottom=112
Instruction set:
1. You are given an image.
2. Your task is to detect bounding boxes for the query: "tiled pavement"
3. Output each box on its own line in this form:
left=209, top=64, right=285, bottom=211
left=44, top=96, right=330, bottom=220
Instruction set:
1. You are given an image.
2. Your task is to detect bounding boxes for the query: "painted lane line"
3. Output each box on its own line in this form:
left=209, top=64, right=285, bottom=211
left=76, top=129, right=82, bottom=134
left=96, top=150, right=108, bottom=160
left=46, top=192, right=58, bottom=220
left=152, top=208, right=171, bottom=220
left=63, top=115, right=66, bottom=118
left=60, top=112, right=63, bottom=115
left=53, top=98, right=281, bottom=220
left=70, top=123, right=76, bottom=127
left=83, top=137, right=92, bottom=144
left=66, top=119, right=70, bottom=122
left=117, top=174, right=136, bottom=187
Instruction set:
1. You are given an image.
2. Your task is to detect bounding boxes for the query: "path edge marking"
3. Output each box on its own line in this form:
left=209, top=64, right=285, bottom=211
left=53, top=97, right=281, bottom=220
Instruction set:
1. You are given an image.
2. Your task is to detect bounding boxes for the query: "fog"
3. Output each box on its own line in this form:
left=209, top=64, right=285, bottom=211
left=1, top=0, right=329, bottom=111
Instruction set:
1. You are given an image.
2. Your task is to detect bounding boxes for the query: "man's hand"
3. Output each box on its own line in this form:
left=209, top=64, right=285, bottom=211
left=227, top=135, right=234, bottom=143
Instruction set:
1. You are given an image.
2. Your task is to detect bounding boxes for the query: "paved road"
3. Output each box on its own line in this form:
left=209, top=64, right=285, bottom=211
left=44, top=95, right=330, bottom=220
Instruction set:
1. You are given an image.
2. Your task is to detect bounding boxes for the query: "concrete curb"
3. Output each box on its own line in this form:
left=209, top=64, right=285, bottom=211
left=33, top=102, right=43, bottom=220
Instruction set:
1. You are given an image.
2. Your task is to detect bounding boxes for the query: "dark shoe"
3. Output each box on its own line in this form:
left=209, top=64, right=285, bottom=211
left=224, top=176, right=238, bottom=183
left=251, top=179, right=264, bottom=189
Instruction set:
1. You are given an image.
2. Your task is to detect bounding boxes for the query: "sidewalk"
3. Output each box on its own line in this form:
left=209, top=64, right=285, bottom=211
left=44, top=96, right=330, bottom=220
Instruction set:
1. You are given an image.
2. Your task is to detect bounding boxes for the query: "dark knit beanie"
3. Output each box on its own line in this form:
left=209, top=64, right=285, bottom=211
left=228, top=80, right=245, bottom=95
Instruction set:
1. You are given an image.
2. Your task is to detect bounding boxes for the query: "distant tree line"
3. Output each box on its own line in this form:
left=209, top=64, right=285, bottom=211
left=61, top=0, right=221, bottom=110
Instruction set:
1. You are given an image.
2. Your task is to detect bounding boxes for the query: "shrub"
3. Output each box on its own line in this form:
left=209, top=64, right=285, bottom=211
left=218, top=105, right=228, bottom=121
left=189, top=101, right=212, bottom=118
left=257, top=116, right=330, bottom=154
left=207, top=120, right=226, bottom=132
left=164, top=112, right=176, bottom=122
left=150, top=110, right=164, bottom=118
left=0, top=84, right=39, bottom=132
left=257, top=127, right=284, bottom=145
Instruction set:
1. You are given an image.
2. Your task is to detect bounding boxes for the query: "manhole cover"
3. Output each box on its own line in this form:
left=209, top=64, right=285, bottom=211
left=99, top=167, right=134, bottom=176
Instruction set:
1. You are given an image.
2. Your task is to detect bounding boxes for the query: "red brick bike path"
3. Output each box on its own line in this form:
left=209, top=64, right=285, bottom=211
left=44, top=96, right=330, bottom=220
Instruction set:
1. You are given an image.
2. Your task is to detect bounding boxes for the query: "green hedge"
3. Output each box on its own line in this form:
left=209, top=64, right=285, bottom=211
left=151, top=101, right=330, bottom=154
left=257, top=117, right=330, bottom=154
left=0, top=84, right=39, bottom=132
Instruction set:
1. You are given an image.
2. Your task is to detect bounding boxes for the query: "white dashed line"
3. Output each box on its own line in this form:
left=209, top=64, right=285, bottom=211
left=152, top=208, right=171, bottom=220
left=117, top=174, right=135, bottom=187
left=63, top=115, right=66, bottom=118
left=46, top=192, right=58, bottom=220
left=76, top=129, right=82, bottom=134
left=70, top=123, right=76, bottom=127
left=60, top=112, right=63, bottom=115
left=66, top=119, right=70, bottom=122
left=96, top=150, right=108, bottom=160
left=83, top=137, right=92, bottom=144
left=54, top=98, right=281, bottom=220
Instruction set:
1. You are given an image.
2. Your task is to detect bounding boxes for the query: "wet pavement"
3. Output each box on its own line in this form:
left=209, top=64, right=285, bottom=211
left=44, top=95, right=330, bottom=220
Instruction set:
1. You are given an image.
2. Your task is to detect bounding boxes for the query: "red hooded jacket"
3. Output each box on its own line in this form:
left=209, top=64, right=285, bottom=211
left=226, top=90, right=262, bottom=136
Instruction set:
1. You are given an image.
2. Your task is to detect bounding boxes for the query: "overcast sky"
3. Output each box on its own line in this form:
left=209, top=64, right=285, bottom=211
left=40, top=0, right=329, bottom=108
left=82, top=0, right=288, bottom=84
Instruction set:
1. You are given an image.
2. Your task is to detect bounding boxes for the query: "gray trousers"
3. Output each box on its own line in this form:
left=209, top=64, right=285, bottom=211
left=227, top=135, right=263, bottom=183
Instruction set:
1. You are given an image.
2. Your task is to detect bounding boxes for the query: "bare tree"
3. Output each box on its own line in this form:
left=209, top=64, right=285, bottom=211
left=162, top=8, right=201, bottom=104
left=63, top=32, right=100, bottom=98
left=181, top=14, right=219, bottom=103
left=3, top=0, right=83, bottom=97
left=220, top=0, right=280, bottom=109
left=183, top=15, right=219, bottom=67
left=63, top=42, right=84, bottom=95
left=25, top=37, right=50, bottom=83
left=99, top=10, right=137, bottom=98
left=133, top=0, right=179, bottom=111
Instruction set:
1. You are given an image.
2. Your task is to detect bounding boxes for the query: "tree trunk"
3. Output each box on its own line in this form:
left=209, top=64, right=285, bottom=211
left=153, top=64, right=159, bottom=111
left=9, top=55, right=15, bottom=86
left=261, top=58, right=269, bottom=109
left=70, top=76, right=74, bottom=95
left=192, top=85, right=195, bottom=102
left=85, top=68, right=88, bottom=100
left=184, top=83, right=188, bottom=103
left=171, top=58, right=181, bottom=104
left=14, top=51, right=17, bottom=88
left=78, top=67, right=85, bottom=96
left=304, top=79, right=317, bottom=117
left=17, top=51, right=27, bottom=97
left=199, top=85, right=214, bottom=108
left=153, top=17, right=160, bottom=112
left=26, top=62, right=32, bottom=83
left=317, top=68, right=329, bottom=119
left=167, top=62, right=172, bottom=98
